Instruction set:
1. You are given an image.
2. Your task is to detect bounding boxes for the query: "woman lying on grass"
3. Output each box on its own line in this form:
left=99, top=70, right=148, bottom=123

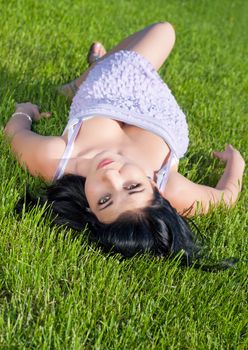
left=4, top=22, right=245, bottom=267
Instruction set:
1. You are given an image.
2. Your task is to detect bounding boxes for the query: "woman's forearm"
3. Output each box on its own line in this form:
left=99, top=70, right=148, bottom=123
left=215, top=153, right=245, bottom=204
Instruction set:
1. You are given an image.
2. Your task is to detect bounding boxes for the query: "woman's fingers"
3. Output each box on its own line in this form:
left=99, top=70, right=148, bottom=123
left=212, top=150, right=224, bottom=160
left=34, top=105, right=51, bottom=119
left=212, top=144, right=241, bottom=163
left=212, top=151, right=220, bottom=157
left=40, top=112, right=52, bottom=118
left=15, top=102, right=52, bottom=121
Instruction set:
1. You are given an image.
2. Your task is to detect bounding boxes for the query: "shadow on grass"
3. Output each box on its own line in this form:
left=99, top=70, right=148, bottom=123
left=180, top=150, right=224, bottom=187
left=0, top=67, right=71, bottom=147
left=0, top=66, right=70, bottom=126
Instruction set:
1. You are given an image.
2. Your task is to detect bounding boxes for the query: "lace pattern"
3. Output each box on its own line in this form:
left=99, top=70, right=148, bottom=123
left=69, top=49, right=189, bottom=159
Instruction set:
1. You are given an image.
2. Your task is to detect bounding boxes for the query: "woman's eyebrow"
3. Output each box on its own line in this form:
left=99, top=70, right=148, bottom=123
left=99, top=189, right=145, bottom=211
left=99, top=201, right=113, bottom=211
left=129, top=189, right=145, bottom=195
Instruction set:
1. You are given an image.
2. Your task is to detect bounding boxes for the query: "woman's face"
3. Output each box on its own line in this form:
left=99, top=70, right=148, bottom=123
left=85, top=151, right=154, bottom=223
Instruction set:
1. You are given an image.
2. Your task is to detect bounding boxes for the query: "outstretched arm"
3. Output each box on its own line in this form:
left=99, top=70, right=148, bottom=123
left=4, top=103, right=65, bottom=181
left=163, top=145, right=245, bottom=216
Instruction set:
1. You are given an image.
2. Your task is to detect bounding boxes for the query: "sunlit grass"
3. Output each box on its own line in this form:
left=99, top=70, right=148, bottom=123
left=0, top=0, right=247, bottom=348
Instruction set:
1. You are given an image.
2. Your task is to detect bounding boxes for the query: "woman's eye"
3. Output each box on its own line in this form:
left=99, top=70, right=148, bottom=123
left=98, top=195, right=111, bottom=205
left=125, top=183, right=141, bottom=190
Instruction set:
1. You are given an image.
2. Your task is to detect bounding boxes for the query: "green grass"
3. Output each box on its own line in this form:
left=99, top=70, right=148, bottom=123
left=0, top=0, right=247, bottom=348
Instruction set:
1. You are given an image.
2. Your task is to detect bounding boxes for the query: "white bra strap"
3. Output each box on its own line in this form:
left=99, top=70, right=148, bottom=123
left=156, top=152, right=178, bottom=192
left=53, top=121, right=82, bottom=181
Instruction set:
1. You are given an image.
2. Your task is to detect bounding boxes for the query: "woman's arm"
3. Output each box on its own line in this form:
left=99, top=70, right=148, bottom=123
left=163, top=145, right=245, bottom=216
left=4, top=103, right=65, bottom=180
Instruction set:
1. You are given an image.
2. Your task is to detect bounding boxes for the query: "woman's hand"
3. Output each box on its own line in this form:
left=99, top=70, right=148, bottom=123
left=212, top=144, right=245, bottom=205
left=163, top=144, right=245, bottom=217
left=15, top=102, right=51, bottom=121
left=213, top=144, right=245, bottom=166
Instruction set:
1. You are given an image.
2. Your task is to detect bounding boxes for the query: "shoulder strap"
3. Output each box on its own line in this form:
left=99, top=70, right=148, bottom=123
left=53, top=120, right=82, bottom=181
left=156, top=152, right=178, bottom=191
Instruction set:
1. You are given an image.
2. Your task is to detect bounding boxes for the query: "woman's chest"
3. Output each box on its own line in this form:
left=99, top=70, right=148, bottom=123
left=122, top=123, right=170, bottom=170
left=64, top=117, right=170, bottom=173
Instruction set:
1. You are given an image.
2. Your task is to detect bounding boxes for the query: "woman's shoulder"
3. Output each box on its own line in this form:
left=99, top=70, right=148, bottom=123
left=33, top=136, right=66, bottom=182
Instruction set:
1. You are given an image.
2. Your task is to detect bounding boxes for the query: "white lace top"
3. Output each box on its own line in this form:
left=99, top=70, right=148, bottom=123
left=54, top=49, right=188, bottom=189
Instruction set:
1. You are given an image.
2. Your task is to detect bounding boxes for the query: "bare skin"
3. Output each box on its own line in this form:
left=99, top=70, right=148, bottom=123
left=58, top=42, right=107, bottom=100
left=84, top=151, right=155, bottom=223
left=4, top=22, right=245, bottom=222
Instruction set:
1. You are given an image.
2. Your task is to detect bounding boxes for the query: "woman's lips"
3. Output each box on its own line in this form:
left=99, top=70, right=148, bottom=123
left=97, top=159, right=114, bottom=169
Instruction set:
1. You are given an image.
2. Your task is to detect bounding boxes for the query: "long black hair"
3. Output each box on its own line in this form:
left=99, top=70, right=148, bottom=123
left=16, top=174, right=237, bottom=270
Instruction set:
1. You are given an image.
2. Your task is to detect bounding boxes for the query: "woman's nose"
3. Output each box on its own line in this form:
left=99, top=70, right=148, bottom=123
left=102, top=169, right=123, bottom=190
